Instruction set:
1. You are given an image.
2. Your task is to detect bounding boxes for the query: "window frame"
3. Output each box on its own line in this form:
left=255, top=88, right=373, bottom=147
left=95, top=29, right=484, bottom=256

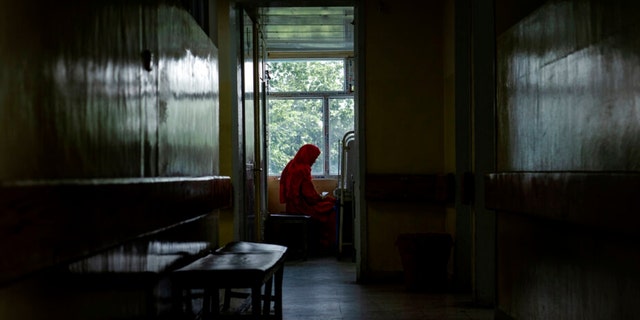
left=267, top=92, right=353, bottom=178
left=266, top=57, right=355, bottom=178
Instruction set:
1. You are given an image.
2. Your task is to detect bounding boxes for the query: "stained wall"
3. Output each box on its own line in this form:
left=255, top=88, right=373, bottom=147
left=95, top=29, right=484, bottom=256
left=0, top=0, right=225, bottom=318
left=494, top=0, right=640, bottom=318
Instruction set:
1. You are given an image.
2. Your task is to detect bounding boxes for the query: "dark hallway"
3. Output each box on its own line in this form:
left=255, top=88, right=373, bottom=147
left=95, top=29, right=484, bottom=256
left=200, top=255, right=494, bottom=319
left=2, top=0, right=640, bottom=319
left=280, top=257, right=493, bottom=320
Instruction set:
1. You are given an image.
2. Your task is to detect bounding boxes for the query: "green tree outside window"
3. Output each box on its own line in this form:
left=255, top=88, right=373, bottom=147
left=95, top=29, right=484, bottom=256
left=267, top=59, right=354, bottom=176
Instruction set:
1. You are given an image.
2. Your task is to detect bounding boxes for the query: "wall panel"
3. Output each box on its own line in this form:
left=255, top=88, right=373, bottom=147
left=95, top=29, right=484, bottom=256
left=0, top=2, right=228, bottom=313
left=497, top=0, right=640, bottom=172
left=494, top=0, right=640, bottom=318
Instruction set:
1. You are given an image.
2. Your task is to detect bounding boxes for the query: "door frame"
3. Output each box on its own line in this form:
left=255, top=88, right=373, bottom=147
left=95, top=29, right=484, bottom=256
left=231, top=1, right=364, bottom=277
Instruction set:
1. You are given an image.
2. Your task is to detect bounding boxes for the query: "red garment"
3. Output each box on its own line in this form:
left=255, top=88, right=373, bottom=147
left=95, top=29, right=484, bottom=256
left=280, top=144, right=336, bottom=249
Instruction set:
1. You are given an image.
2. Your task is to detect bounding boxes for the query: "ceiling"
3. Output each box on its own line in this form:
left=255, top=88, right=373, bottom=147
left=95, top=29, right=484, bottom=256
left=258, top=6, right=354, bottom=57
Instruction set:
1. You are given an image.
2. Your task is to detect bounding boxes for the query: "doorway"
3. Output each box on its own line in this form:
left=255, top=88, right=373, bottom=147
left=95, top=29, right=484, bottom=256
left=232, top=2, right=361, bottom=275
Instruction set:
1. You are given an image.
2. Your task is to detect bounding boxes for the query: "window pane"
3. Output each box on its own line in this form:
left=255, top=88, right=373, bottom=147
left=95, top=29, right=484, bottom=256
left=329, top=97, right=355, bottom=175
left=267, top=60, right=345, bottom=92
left=268, top=98, right=324, bottom=176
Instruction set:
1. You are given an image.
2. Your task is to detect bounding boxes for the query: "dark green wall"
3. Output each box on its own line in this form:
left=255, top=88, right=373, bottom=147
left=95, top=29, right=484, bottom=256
left=0, top=1, right=225, bottom=318
left=494, top=0, right=640, bottom=318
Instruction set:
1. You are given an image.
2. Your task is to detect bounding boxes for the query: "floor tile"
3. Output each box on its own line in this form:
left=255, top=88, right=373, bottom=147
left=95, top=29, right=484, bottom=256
left=281, top=256, right=494, bottom=320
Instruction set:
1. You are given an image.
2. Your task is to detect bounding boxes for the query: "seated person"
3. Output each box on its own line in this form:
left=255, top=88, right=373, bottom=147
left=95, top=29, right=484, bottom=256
left=279, top=144, right=336, bottom=252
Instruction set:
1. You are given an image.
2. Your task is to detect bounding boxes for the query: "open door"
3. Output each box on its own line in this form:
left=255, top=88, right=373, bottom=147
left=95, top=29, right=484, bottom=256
left=232, top=7, right=263, bottom=242
left=241, top=9, right=256, bottom=241
left=235, top=4, right=357, bottom=256
left=242, top=8, right=268, bottom=242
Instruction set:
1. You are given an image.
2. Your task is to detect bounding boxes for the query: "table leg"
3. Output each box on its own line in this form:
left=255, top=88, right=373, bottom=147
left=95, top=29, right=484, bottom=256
left=263, top=276, right=273, bottom=315
left=252, top=285, right=262, bottom=319
left=274, top=266, right=284, bottom=320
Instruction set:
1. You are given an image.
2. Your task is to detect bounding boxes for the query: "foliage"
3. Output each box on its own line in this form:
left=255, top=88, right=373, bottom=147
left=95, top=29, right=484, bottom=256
left=267, top=60, right=354, bottom=176
left=268, top=98, right=324, bottom=175
left=267, top=60, right=345, bottom=92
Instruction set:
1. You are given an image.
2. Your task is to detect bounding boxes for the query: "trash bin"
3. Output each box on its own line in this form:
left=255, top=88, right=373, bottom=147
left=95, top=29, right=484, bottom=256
left=396, top=233, right=453, bottom=292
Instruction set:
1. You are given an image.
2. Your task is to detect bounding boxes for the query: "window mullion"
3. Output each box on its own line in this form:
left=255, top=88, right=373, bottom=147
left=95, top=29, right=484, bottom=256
left=266, top=59, right=353, bottom=178
left=323, top=95, right=330, bottom=177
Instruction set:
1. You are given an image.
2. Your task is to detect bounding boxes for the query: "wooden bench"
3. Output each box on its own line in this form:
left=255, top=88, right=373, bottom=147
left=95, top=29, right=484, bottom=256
left=63, top=240, right=213, bottom=318
left=172, top=241, right=287, bottom=319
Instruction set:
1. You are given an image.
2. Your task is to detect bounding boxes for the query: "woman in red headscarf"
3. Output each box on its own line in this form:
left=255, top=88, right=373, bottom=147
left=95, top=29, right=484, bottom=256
left=280, top=144, right=336, bottom=252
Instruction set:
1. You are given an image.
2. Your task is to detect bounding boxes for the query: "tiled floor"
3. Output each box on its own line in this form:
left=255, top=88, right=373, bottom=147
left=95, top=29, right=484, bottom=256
left=281, top=256, right=494, bottom=320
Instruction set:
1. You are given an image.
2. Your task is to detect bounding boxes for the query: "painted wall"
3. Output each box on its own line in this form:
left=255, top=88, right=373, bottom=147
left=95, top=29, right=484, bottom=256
left=0, top=1, right=219, bottom=180
left=363, top=0, right=451, bottom=277
left=0, top=0, right=223, bottom=318
left=443, top=0, right=456, bottom=252
left=216, top=0, right=236, bottom=245
left=495, top=0, right=640, bottom=318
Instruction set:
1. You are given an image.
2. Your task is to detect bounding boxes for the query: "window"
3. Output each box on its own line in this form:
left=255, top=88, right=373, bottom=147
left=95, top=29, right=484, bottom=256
left=267, top=59, right=354, bottom=177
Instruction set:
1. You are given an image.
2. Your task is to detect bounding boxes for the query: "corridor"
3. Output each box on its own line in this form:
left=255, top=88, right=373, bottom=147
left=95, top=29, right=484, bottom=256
left=280, top=257, right=494, bottom=320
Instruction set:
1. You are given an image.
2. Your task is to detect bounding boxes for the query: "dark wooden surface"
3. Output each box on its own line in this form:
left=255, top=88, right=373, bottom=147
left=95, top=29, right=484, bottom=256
left=0, top=176, right=231, bottom=286
left=485, top=172, right=640, bottom=234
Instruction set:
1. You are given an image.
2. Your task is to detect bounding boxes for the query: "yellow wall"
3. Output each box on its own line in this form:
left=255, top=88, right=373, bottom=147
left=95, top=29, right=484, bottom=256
left=216, top=0, right=234, bottom=245
left=443, top=0, right=456, bottom=238
left=364, top=1, right=445, bottom=174
left=363, top=0, right=449, bottom=274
